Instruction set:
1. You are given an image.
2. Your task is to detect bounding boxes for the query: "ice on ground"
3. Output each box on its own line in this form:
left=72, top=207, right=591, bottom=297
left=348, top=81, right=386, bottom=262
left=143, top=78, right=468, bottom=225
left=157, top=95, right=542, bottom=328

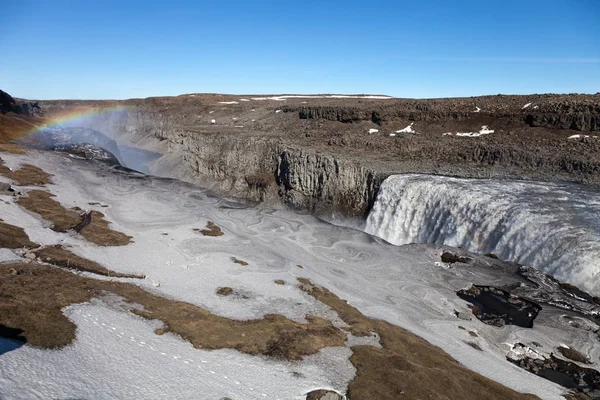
left=0, top=248, right=20, bottom=263
left=218, top=101, right=239, bottom=105
left=455, top=125, right=494, bottom=137
left=396, top=123, right=415, bottom=133
left=0, top=150, right=571, bottom=400
left=0, top=299, right=354, bottom=400
left=522, top=103, right=532, bottom=109
left=368, top=128, right=379, bottom=134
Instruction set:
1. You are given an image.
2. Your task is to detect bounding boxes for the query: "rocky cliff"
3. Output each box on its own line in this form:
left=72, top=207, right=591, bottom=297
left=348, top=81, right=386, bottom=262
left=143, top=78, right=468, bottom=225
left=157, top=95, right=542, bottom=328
left=11, top=92, right=600, bottom=218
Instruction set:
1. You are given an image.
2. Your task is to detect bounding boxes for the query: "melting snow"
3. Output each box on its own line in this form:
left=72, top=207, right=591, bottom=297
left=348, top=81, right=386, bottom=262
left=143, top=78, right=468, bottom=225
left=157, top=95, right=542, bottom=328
left=455, top=125, right=494, bottom=137
left=396, top=123, right=416, bottom=134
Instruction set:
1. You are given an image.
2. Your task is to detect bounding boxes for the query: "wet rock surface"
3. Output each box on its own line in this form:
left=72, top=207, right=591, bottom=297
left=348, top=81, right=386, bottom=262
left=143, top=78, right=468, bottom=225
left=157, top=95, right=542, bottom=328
left=457, top=285, right=542, bottom=328
left=507, top=343, right=600, bottom=398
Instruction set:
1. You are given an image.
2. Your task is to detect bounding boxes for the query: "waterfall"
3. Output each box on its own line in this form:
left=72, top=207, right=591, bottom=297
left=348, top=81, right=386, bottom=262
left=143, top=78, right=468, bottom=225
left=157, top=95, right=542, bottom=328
left=365, top=174, right=600, bottom=294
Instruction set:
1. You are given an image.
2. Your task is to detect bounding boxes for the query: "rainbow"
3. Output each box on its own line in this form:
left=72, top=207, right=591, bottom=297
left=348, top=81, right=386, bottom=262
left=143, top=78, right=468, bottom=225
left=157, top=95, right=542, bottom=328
left=20, top=106, right=129, bottom=144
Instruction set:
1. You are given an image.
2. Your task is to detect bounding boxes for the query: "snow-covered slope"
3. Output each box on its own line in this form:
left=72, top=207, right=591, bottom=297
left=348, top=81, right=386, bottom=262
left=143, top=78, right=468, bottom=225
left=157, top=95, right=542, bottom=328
left=0, top=150, right=588, bottom=399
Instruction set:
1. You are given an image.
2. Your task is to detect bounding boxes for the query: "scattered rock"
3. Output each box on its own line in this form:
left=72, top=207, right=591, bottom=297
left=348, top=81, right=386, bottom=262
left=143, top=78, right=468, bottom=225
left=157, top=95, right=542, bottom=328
left=507, top=343, right=600, bottom=395
left=274, top=279, right=285, bottom=285
left=306, top=389, right=343, bottom=400
left=24, top=252, right=36, bottom=260
left=457, top=285, right=541, bottom=328
left=441, top=251, right=472, bottom=264
left=558, top=346, right=592, bottom=365
left=484, top=253, right=500, bottom=259
left=197, top=221, right=224, bottom=237
left=230, top=257, right=248, bottom=266
left=216, top=287, right=233, bottom=296
left=465, top=341, right=483, bottom=351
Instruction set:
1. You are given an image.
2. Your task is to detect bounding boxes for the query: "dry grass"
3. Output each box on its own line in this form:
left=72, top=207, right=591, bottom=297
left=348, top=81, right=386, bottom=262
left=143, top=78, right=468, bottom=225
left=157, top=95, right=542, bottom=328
left=195, top=221, right=224, bottom=237
left=17, top=190, right=81, bottom=231
left=78, top=210, right=132, bottom=246
left=34, top=245, right=144, bottom=278
left=0, top=114, right=48, bottom=144
left=0, top=262, right=345, bottom=360
left=0, top=143, right=27, bottom=154
left=231, top=257, right=248, bottom=266
left=17, top=190, right=131, bottom=246
left=0, top=220, right=38, bottom=249
left=557, top=346, right=591, bottom=364
left=216, top=287, right=233, bottom=296
left=298, top=278, right=539, bottom=400
left=0, top=161, right=53, bottom=186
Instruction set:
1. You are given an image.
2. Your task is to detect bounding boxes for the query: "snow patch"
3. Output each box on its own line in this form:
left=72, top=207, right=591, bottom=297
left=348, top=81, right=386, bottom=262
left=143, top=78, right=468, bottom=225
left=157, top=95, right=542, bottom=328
left=522, top=103, right=532, bottom=109
left=368, top=129, right=379, bottom=134
left=396, top=123, right=415, bottom=134
left=455, top=125, right=494, bottom=137
left=210, top=119, right=216, bottom=124
left=474, top=107, right=481, bottom=113
left=218, top=101, right=239, bottom=105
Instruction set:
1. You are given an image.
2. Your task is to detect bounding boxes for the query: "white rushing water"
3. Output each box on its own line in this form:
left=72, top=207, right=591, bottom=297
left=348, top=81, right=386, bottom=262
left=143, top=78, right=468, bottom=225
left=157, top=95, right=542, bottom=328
left=365, top=174, right=600, bottom=294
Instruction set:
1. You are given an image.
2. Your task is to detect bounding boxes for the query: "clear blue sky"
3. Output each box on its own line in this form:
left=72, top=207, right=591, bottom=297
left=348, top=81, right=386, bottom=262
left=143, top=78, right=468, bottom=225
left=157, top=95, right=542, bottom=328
left=1, top=0, right=599, bottom=99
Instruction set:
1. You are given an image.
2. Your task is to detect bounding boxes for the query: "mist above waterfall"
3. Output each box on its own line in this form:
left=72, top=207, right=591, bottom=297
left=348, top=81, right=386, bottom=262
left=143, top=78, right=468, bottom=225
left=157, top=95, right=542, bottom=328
left=365, top=174, right=600, bottom=294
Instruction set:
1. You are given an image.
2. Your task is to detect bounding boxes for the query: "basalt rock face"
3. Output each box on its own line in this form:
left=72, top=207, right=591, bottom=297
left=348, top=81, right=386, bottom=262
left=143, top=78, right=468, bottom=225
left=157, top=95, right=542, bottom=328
left=153, top=129, right=383, bottom=216
left=286, top=94, right=600, bottom=132
left=276, top=148, right=383, bottom=216
left=23, top=93, right=600, bottom=218
left=0, top=90, right=21, bottom=114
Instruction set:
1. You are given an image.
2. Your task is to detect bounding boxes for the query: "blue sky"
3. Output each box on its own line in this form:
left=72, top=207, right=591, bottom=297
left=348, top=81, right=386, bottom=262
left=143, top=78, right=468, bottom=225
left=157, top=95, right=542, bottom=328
left=1, top=0, right=599, bottom=99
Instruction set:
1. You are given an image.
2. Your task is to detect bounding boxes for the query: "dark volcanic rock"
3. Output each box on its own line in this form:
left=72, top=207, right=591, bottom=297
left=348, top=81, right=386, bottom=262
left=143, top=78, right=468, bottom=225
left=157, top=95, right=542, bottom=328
left=457, top=285, right=542, bottom=328
left=306, top=389, right=343, bottom=400
left=507, top=343, right=600, bottom=398
left=441, top=251, right=472, bottom=264
left=0, top=89, right=21, bottom=114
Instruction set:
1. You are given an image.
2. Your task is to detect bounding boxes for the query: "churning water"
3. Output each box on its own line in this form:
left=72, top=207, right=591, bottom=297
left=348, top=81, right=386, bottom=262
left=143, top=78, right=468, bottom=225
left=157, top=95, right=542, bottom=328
left=365, top=174, right=600, bottom=294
